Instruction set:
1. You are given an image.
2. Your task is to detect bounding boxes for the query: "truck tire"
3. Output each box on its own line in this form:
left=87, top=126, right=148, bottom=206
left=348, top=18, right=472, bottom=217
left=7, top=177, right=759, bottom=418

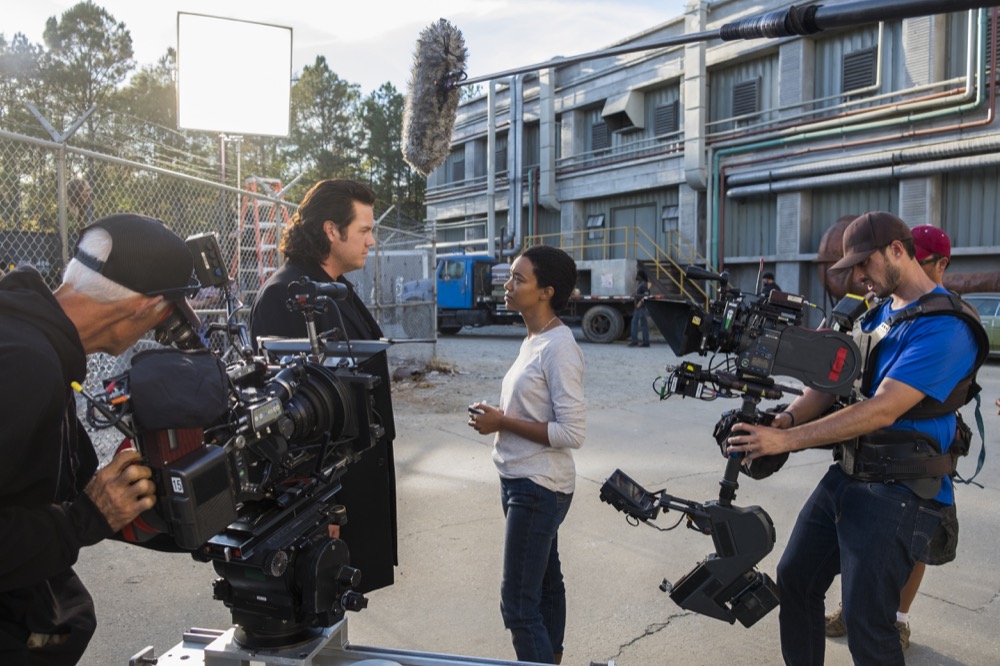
left=438, top=325, right=463, bottom=336
left=581, top=305, right=624, bottom=344
left=402, top=300, right=433, bottom=338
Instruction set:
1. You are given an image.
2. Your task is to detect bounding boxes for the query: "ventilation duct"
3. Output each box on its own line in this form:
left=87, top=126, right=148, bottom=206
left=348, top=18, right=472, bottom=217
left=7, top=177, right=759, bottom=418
left=602, top=90, right=645, bottom=132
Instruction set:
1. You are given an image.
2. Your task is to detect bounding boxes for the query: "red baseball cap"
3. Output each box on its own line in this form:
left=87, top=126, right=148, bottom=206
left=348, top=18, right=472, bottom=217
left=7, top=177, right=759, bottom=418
left=911, top=225, right=951, bottom=261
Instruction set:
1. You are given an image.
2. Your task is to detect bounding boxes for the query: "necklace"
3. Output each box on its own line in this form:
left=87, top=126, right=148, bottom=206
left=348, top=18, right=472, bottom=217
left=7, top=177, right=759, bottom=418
left=532, top=315, right=559, bottom=337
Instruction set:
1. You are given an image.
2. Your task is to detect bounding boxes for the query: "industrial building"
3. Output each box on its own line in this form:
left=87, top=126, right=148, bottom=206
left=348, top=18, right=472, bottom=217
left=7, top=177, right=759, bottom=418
left=422, top=0, right=1000, bottom=323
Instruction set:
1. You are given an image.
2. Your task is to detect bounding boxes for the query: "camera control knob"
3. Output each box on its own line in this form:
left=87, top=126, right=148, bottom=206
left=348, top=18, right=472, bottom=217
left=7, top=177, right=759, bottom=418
left=327, top=504, right=348, bottom=526
left=212, top=577, right=232, bottom=601
left=341, top=590, right=369, bottom=613
left=263, top=549, right=289, bottom=577
left=336, top=565, right=362, bottom=588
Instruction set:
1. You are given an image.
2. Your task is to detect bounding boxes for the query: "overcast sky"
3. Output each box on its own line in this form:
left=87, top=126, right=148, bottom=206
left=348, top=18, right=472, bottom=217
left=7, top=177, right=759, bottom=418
left=8, top=0, right=689, bottom=94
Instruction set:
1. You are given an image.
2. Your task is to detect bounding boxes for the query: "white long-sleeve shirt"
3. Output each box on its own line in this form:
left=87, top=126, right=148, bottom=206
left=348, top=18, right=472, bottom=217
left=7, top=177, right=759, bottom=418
left=492, top=325, right=586, bottom=494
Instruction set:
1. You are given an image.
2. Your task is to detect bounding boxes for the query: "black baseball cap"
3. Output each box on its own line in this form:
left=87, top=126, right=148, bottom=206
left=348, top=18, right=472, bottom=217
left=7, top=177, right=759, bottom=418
left=830, top=211, right=913, bottom=271
left=74, top=214, right=200, bottom=321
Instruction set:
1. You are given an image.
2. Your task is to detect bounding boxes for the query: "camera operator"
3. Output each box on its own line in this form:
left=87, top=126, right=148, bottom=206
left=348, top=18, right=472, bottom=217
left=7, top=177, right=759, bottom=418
left=249, top=179, right=397, bottom=594
left=0, top=214, right=198, bottom=665
left=826, top=224, right=973, bottom=649
left=725, top=212, right=985, bottom=666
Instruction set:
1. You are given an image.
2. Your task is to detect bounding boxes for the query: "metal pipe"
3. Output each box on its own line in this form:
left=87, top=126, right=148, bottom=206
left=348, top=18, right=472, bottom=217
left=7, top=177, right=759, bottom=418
left=709, top=7, right=992, bottom=267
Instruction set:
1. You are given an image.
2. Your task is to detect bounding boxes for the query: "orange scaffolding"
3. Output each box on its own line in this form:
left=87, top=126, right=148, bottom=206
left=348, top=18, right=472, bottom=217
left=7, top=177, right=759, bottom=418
left=232, top=177, right=292, bottom=298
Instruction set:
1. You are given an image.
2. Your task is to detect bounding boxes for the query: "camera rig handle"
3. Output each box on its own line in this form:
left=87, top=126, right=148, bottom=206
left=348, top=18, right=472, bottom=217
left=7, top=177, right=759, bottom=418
left=285, top=278, right=354, bottom=361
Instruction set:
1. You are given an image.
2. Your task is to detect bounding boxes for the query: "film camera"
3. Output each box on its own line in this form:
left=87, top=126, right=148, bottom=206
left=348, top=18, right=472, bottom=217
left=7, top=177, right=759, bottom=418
left=81, top=234, right=394, bottom=649
left=601, top=266, right=862, bottom=627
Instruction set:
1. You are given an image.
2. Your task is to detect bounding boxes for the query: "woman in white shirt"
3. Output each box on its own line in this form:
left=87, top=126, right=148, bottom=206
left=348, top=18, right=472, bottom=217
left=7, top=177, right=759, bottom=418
left=468, top=245, right=586, bottom=664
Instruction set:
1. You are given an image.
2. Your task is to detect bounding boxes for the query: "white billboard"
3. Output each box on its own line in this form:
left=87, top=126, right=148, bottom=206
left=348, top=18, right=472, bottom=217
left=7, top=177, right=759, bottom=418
left=176, top=13, right=292, bottom=137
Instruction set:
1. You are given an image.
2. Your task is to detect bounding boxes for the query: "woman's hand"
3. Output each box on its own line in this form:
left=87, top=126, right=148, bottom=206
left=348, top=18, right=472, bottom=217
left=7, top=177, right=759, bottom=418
left=468, top=402, right=504, bottom=435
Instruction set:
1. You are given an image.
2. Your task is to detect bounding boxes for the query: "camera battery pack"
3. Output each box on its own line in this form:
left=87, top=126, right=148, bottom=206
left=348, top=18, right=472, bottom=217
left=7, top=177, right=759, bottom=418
left=164, top=444, right=238, bottom=550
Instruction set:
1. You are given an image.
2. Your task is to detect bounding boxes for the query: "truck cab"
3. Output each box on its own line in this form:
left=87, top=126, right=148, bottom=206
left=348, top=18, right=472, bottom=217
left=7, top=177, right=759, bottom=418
left=435, top=253, right=517, bottom=334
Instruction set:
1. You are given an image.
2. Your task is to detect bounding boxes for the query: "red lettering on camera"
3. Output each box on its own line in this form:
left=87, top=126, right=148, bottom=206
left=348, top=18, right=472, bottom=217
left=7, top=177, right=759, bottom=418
left=829, top=347, right=848, bottom=381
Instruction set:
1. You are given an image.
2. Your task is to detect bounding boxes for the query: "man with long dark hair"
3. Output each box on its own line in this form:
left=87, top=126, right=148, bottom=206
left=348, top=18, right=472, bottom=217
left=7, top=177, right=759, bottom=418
left=249, top=179, right=397, bottom=594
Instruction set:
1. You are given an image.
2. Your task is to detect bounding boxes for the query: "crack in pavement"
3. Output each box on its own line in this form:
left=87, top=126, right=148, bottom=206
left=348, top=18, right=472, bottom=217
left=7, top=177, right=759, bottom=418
left=606, top=611, right=695, bottom=663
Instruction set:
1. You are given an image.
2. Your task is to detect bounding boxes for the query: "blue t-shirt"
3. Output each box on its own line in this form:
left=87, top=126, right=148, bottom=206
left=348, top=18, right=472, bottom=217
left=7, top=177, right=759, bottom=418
left=863, top=287, right=977, bottom=505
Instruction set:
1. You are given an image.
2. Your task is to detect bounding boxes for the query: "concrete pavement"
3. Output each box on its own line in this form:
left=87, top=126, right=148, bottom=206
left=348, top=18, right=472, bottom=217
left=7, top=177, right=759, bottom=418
left=76, top=329, right=1000, bottom=665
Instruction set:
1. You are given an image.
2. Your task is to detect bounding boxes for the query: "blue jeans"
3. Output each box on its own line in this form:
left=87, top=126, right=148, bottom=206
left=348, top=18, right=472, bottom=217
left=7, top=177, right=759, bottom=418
left=630, top=308, right=649, bottom=344
left=777, top=465, right=942, bottom=666
left=499, top=477, right=573, bottom=663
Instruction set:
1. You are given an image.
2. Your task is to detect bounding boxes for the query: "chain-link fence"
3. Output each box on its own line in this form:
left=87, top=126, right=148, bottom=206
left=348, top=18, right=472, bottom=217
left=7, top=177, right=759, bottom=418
left=0, top=127, right=437, bottom=459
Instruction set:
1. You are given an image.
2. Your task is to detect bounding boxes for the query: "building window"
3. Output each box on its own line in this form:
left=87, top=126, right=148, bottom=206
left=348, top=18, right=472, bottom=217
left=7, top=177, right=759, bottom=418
left=591, top=121, right=610, bottom=151
left=586, top=213, right=605, bottom=240
left=662, top=205, right=679, bottom=233
left=654, top=101, right=680, bottom=136
left=494, top=133, right=508, bottom=174
left=732, top=79, right=760, bottom=118
left=444, top=147, right=465, bottom=184
left=842, top=46, right=877, bottom=93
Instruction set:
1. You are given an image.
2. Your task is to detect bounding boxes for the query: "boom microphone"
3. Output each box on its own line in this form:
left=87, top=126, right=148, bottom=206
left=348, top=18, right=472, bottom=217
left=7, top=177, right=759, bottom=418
left=402, top=19, right=468, bottom=176
left=401, top=1, right=998, bottom=176
left=455, top=0, right=1000, bottom=85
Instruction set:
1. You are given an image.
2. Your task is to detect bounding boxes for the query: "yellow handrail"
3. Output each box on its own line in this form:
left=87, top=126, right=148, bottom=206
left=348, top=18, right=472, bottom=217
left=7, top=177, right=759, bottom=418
left=524, top=226, right=715, bottom=307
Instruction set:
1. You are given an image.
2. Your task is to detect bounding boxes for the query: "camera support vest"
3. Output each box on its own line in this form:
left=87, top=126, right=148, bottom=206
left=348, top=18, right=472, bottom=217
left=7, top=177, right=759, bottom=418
left=839, top=291, right=990, bottom=496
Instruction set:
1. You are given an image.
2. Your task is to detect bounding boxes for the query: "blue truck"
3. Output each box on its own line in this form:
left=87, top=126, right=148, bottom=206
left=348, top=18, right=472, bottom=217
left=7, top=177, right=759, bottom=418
left=405, top=252, right=642, bottom=344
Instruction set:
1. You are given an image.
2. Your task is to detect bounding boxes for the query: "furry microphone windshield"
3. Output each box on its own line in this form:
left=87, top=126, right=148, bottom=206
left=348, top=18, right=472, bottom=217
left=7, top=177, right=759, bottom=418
left=402, top=19, right=468, bottom=176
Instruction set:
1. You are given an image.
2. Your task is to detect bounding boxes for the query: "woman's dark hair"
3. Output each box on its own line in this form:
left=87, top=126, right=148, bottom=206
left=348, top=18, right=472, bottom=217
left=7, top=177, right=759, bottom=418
left=280, top=179, right=376, bottom=264
left=520, top=245, right=578, bottom=311
left=636, top=270, right=648, bottom=282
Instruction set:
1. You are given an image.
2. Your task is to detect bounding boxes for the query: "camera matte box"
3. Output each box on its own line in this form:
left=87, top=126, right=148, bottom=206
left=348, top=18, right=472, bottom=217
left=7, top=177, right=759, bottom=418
left=646, top=298, right=708, bottom=357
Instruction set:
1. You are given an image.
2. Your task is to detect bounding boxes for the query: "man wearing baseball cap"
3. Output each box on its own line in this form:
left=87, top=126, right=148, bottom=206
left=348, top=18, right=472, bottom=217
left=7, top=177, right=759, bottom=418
left=912, top=224, right=952, bottom=286
left=725, top=211, right=987, bottom=665
left=825, top=223, right=968, bottom=649
left=0, top=213, right=198, bottom=664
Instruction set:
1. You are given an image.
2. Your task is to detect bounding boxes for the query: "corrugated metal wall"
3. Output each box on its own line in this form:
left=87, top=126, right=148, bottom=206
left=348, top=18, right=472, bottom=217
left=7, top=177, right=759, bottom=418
left=533, top=207, right=561, bottom=239
left=942, top=167, right=1000, bottom=248
left=708, top=51, right=780, bottom=134
left=723, top=196, right=777, bottom=257
left=583, top=189, right=679, bottom=247
left=810, top=185, right=899, bottom=253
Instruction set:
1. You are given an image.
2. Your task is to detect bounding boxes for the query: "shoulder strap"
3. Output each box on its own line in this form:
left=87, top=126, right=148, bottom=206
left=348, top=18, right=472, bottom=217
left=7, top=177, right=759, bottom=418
left=954, top=393, right=987, bottom=487
left=860, top=291, right=988, bottom=417
left=885, top=291, right=989, bottom=369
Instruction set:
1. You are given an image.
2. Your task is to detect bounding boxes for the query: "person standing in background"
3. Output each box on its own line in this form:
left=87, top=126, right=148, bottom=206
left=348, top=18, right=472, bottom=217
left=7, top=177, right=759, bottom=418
left=628, top=270, right=651, bottom=347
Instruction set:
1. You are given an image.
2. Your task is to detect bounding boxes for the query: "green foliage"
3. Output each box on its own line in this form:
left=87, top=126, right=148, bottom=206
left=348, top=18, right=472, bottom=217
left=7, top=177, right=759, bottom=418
left=41, top=1, right=135, bottom=137
left=0, top=2, right=427, bottom=230
left=288, top=56, right=362, bottom=185
left=359, top=82, right=426, bottom=227
left=0, top=33, right=44, bottom=135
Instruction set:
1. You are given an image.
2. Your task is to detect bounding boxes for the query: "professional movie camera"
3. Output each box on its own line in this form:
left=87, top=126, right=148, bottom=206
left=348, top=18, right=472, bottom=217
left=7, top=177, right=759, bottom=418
left=601, top=265, right=863, bottom=627
left=80, top=233, right=394, bottom=650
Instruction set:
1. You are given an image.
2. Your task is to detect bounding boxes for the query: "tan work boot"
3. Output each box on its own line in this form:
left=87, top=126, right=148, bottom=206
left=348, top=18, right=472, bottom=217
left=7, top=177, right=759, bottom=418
left=825, top=605, right=847, bottom=638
